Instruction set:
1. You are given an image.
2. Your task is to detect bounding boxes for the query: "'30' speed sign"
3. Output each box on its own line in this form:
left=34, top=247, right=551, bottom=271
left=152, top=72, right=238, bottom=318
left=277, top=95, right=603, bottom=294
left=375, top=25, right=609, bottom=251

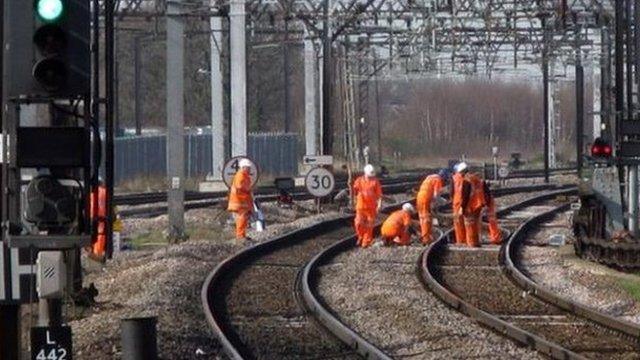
left=305, top=167, right=335, bottom=198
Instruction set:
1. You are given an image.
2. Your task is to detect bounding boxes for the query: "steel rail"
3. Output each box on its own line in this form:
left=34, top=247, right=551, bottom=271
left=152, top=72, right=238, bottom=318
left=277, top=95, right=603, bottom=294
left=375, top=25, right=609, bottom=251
left=504, top=203, right=640, bottom=339
left=419, top=188, right=640, bottom=360
left=115, top=167, right=576, bottom=207
left=298, top=184, right=564, bottom=359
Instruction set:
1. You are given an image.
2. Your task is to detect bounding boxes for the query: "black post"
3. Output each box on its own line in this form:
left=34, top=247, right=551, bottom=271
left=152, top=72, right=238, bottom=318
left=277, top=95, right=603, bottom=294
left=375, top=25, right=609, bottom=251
left=626, top=0, right=634, bottom=121
left=121, top=317, right=158, bottom=360
left=576, top=54, right=584, bottom=172
left=134, top=36, right=142, bottom=136
left=283, top=16, right=290, bottom=133
left=542, top=22, right=550, bottom=183
left=105, top=0, right=115, bottom=258
left=322, top=0, right=332, bottom=156
left=615, top=0, right=625, bottom=143
left=0, top=305, right=20, bottom=360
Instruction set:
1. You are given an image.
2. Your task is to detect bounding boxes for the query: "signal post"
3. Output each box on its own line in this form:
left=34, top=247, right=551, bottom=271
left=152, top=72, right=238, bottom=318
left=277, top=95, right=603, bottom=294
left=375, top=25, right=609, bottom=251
left=1, top=0, right=98, bottom=358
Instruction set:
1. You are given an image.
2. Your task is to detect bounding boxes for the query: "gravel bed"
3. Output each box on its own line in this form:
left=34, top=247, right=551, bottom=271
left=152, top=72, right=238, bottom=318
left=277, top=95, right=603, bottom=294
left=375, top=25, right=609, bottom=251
left=311, top=187, right=575, bottom=359
left=520, top=211, right=640, bottom=324
left=70, top=204, right=344, bottom=359
left=316, top=244, right=543, bottom=359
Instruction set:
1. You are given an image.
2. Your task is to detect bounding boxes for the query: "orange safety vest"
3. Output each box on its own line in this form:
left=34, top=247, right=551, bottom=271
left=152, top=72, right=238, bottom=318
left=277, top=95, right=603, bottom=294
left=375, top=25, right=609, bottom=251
left=381, top=210, right=412, bottom=237
left=452, top=173, right=465, bottom=212
left=464, top=173, right=486, bottom=214
left=228, top=169, right=253, bottom=212
left=353, top=176, right=382, bottom=212
left=418, top=174, right=444, bottom=202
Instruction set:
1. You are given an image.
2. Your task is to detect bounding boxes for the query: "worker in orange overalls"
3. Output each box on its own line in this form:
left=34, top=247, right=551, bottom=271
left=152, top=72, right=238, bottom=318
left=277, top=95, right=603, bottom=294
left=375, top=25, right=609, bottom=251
left=416, top=169, right=449, bottom=244
left=380, top=203, right=416, bottom=246
left=88, top=181, right=107, bottom=262
left=452, top=162, right=468, bottom=245
left=353, top=164, right=383, bottom=248
left=483, top=181, right=502, bottom=245
left=228, top=158, right=254, bottom=241
left=461, top=171, right=486, bottom=247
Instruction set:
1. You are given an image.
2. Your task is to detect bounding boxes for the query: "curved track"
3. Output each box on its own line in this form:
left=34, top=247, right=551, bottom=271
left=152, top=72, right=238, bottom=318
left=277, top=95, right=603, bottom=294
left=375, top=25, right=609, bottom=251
left=299, top=185, right=560, bottom=359
left=421, top=189, right=640, bottom=359
left=202, top=184, right=558, bottom=359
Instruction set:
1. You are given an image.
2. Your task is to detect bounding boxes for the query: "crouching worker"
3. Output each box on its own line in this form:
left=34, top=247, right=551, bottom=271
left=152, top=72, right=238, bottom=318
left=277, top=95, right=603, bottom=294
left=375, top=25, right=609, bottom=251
left=380, top=203, right=417, bottom=246
left=228, top=158, right=254, bottom=241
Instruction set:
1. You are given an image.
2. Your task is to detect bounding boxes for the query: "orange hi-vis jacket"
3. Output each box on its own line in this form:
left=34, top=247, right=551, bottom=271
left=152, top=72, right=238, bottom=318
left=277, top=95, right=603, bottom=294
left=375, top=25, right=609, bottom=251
left=353, top=176, right=383, bottom=212
left=462, top=173, right=486, bottom=214
left=452, top=172, right=465, bottom=213
left=90, top=185, right=107, bottom=256
left=381, top=210, right=412, bottom=237
left=417, top=174, right=444, bottom=203
left=228, top=169, right=253, bottom=212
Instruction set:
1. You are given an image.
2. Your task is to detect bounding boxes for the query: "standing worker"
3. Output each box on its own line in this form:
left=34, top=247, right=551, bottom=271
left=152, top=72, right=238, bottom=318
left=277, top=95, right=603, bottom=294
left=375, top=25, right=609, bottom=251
left=380, top=203, right=416, bottom=246
left=483, top=181, right=502, bottom=244
left=416, top=169, right=449, bottom=244
left=353, top=164, right=383, bottom=248
left=461, top=170, right=486, bottom=247
left=228, top=158, right=254, bottom=241
left=452, top=163, right=468, bottom=245
left=88, top=180, right=107, bottom=262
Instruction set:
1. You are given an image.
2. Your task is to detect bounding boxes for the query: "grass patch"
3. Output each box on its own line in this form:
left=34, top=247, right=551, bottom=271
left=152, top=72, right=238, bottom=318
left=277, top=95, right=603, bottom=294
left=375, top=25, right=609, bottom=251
left=618, top=278, right=640, bottom=302
left=129, top=230, right=167, bottom=249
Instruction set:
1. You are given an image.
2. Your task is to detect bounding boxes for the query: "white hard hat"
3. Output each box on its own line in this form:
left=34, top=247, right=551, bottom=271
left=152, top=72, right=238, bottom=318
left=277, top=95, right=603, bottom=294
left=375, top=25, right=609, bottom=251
left=363, top=164, right=375, bottom=176
left=455, top=162, right=468, bottom=173
left=238, top=158, right=252, bottom=168
left=402, top=203, right=415, bottom=213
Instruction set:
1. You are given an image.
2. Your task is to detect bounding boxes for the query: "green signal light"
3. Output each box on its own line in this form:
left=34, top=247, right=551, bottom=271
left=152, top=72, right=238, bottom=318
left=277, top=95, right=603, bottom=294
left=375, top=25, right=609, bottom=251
left=36, top=0, right=65, bottom=22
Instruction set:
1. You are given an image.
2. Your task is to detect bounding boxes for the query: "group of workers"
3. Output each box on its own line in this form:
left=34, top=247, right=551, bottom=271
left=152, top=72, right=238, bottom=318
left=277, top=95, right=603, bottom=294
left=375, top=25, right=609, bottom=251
left=352, top=162, right=502, bottom=248
left=225, top=157, right=502, bottom=248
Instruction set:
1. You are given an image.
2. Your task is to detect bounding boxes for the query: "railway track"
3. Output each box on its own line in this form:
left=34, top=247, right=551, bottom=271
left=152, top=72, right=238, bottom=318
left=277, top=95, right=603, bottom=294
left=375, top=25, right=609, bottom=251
left=119, top=168, right=574, bottom=218
left=421, top=189, right=640, bottom=359
left=201, top=184, right=559, bottom=359
left=115, top=167, right=574, bottom=207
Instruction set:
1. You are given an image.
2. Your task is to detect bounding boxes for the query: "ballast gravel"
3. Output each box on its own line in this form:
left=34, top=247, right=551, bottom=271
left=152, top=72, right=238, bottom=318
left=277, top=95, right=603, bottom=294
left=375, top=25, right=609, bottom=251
left=71, top=203, right=345, bottom=360
left=520, top=211, right=640, bottom=324
left=316, top=244, right=543, bottom=359
left=312, top=189, right=571, bottom=359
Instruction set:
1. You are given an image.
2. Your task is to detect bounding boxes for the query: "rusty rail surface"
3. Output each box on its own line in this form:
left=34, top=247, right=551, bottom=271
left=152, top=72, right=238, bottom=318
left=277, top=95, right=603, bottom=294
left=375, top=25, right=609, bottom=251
left=420, top=188, right=640, bottom=359
left=202, top=184, right=559, bottom=359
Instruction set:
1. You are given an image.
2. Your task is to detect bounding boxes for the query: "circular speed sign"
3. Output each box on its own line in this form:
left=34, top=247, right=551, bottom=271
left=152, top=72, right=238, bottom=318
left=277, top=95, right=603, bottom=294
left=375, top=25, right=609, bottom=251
left=305, top=167, right=335, bottom=198
left=222, top=156, right=260, bottom=189
left=498, top=166, right=510, bottom=179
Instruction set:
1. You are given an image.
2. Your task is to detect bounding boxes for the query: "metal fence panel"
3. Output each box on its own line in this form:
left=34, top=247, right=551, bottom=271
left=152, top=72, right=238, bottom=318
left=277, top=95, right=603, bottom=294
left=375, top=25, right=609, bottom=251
left=112, top=132, right=298, bottom=184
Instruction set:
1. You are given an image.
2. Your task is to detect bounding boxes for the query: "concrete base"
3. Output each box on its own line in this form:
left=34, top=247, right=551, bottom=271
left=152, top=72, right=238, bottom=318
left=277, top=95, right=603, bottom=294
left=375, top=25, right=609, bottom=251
left=199, top=181, right=229, bottom=192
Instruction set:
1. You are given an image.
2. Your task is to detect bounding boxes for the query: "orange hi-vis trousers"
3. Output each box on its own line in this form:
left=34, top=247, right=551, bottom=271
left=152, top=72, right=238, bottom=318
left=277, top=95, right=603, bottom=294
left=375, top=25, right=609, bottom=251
left=453, top=214, right=466, bottom=244
left=382, top=231, right=411, bottom=246
left=355, top=209, right=377, bottom=247
left=417, top=196, right=433, bottom=244
left=486, top=198, right=502, bottom=244
left=235, top=210, right=251, bottom=239
left=464, top=210, right=481, bottom=247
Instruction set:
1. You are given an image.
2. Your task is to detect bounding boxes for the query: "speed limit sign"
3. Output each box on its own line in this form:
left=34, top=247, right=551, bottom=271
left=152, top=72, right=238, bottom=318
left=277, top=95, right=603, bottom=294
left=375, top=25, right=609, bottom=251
left=222, top=156, right=260, bottom=188
left=305, top=167, right=335, bottom=198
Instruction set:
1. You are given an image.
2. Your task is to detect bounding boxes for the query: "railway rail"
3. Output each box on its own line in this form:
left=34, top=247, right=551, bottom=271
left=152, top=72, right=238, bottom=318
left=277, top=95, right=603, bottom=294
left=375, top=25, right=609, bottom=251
left=201, top=183, right=561, bottom=359
left=421, top=189, right=640, bottom=359
left=119, top=168, right=574, bottom=218
left=115, top=167, right=574, bottom=207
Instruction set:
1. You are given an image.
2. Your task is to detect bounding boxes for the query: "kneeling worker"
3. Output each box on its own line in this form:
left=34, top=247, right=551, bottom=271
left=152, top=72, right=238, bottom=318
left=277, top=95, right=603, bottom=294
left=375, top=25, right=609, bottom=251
left=381, top=203, right=416, bottom=246
left=227, top=158, right=254, bottom=241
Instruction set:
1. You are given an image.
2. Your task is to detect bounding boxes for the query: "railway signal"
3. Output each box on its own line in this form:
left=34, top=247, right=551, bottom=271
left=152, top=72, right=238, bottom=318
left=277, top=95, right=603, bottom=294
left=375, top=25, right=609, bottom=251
left=590, top=138, right=612, bottom=160
left=4, top=0, right=90, bottom=97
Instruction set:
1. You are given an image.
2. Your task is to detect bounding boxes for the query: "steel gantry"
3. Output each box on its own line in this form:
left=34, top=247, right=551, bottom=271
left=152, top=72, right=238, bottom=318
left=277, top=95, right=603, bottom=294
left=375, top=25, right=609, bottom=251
left=105, top=0, right=621, bottom=234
